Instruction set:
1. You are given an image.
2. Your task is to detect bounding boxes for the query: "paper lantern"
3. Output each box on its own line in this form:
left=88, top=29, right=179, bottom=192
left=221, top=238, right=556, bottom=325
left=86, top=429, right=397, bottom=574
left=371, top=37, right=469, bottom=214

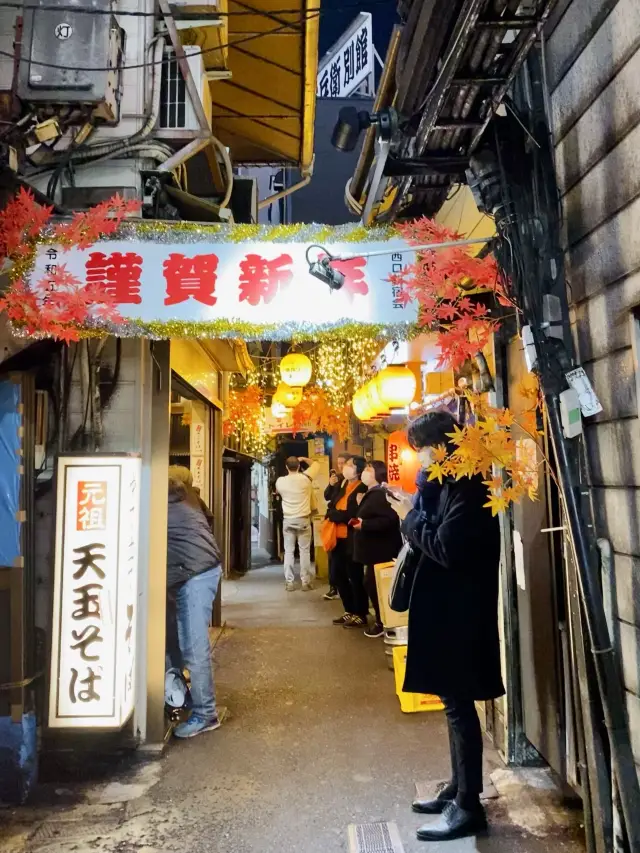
left=365, top=377, right=390, bottom=419
left=271, top=400, right=290, bottom=419
left=387, top=430, right=420, bottom=494
left=377, top=365, right=417, bottom=410
left=280, top=352, right=312, bottom=387
left=273, top=382, right=303, bottom=408
left=352, top=386, right=375, bottom=421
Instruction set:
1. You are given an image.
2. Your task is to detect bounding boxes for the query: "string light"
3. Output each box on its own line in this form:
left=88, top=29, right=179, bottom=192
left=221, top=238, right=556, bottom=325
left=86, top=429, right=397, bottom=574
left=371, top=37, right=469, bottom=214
left=313, top=338, right=382, bottom=407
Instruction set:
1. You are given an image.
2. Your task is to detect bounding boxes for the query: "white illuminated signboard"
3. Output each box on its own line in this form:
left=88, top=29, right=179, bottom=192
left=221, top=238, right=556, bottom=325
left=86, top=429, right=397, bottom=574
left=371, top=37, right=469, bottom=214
left=317, top=12, right=374, bottom=99
left=48, top=455, right=141, bottom=729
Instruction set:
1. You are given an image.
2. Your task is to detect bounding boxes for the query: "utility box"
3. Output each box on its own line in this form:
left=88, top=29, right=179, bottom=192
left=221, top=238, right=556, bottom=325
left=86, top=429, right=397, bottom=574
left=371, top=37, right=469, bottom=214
left=18, top=0, right=123, bottom=122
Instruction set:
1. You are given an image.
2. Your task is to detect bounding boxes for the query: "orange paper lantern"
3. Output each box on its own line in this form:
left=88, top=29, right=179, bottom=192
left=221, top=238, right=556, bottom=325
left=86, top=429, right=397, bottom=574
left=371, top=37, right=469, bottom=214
left=387, top=430, right=420, bottom=494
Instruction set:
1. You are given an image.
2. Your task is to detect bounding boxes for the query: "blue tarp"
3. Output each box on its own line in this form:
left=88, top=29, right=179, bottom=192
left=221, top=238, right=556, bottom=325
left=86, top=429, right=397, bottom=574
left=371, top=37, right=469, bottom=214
left=0, top=712, right=37, bottom=803
left=0, top=380, right=21, bottom=566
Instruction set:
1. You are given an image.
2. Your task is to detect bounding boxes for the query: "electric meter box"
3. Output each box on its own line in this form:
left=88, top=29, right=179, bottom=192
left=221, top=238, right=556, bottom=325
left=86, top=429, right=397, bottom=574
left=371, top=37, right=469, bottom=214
left=17, top=0, right=123, bottom=119
left=560, top=387, right=583, bottom=439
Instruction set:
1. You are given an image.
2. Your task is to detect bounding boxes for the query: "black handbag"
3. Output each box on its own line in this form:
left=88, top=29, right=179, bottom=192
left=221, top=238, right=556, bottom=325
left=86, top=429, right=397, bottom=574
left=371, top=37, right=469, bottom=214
left=388, top=538, right=420, bottom=613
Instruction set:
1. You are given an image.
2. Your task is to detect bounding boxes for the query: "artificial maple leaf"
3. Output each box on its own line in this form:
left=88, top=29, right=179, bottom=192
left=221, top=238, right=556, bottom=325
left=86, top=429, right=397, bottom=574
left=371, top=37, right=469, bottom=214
left=517, top=374, right=540, bottom=400
left=497, top=409, right=516, bottom=427
left=394, top=287, right=414, bottom=307
left=432, top=444, right=448, bottom=463
left=427, top=462, right=446, bottom=484
left=484, top=492, right=509, bottom=516
left=518, top=410, right=539, bottom=436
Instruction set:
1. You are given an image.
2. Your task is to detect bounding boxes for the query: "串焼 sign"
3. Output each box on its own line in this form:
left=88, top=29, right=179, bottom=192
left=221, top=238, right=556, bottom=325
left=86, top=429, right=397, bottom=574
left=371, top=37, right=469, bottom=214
left=48, top=455, right=141, bottom=729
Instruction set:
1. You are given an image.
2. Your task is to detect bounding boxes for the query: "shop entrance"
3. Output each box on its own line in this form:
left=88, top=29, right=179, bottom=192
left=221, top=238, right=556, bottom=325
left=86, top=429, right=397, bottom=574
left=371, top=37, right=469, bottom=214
left=169, top=370, right=223, bottom=626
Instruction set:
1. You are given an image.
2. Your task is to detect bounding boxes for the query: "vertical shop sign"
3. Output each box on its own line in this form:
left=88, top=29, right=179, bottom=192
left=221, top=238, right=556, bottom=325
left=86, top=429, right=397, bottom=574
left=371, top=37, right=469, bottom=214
left=190, top=403, right=206, bottom=492
left=316, top=12, right=374, bottom=98
left=48, top=455, right=141, bottom=729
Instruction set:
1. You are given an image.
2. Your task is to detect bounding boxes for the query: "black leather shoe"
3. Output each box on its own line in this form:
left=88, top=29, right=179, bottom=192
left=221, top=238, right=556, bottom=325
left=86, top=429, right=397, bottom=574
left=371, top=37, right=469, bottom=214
left=416, top=802, right=487, bottom=841
left=412, top=796, right=452, bottom=815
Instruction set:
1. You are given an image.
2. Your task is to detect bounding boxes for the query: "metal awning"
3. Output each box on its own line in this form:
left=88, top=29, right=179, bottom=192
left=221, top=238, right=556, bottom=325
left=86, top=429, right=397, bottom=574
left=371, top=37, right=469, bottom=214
left=347, top=0, right=553, bottom=225
left=205, top=0, right=320, bottom=171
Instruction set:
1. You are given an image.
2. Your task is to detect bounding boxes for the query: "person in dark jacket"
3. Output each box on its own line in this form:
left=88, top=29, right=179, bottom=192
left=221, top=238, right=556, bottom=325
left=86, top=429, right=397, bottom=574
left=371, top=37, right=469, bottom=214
left=387, top=410, right=504, bottom=842
left=323, top=453, right=349, bottom=600
left=167, top=476, right=223, bottom=739
left=326, top=455, right=368, bottom=627
left=352, top=460, right=402, bottom=637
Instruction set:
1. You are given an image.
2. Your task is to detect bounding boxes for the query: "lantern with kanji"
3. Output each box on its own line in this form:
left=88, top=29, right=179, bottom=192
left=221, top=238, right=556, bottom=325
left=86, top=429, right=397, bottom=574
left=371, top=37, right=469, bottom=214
left=280, top=352, right=312, bottom=387
left=387, top=430, right=420, bottom=494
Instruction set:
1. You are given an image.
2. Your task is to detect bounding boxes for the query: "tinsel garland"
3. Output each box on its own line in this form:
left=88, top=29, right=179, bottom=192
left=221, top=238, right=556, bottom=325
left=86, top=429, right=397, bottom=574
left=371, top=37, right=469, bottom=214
left=111, top=318, right=418, bottom=343
left=99, top=220, right=396, bottom=245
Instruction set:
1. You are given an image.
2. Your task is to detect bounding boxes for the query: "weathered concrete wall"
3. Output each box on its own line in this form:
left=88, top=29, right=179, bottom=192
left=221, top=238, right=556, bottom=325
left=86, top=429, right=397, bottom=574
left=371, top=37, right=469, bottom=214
left=546, top=0, right=640, bottom=770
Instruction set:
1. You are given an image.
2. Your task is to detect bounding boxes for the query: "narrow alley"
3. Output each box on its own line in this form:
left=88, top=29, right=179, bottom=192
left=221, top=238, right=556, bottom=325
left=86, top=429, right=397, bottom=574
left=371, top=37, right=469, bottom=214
left=2, top=563, right=584, bottom=853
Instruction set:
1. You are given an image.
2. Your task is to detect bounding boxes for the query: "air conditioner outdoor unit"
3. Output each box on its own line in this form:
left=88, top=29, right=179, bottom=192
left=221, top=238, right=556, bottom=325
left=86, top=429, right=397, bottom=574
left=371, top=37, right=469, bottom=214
left=159, top=45, right=209, bottom=131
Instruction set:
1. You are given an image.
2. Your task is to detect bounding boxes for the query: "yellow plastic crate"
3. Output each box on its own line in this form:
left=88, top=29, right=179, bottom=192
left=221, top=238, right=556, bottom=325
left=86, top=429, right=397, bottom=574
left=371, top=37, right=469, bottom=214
left=392, top=645, right=444, bottom=713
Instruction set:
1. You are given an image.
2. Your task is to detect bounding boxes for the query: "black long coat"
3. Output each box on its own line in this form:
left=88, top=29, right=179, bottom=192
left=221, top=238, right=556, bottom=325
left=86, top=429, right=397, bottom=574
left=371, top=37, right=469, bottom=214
left=353, top=486, right=402, bottom=566
left=401, top=474, right=505, bottom=701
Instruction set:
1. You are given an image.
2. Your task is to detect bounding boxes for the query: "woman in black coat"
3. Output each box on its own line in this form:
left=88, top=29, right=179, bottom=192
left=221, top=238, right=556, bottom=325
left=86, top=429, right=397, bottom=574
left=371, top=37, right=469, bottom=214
left=387, top=410, right=504, bottom=843
left=352, top=460, right=402, bottom=637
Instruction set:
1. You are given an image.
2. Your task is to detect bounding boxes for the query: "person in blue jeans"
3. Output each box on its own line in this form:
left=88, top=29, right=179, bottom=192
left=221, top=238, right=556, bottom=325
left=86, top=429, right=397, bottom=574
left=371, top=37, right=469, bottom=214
left=166, top=474, right=223, bottom=739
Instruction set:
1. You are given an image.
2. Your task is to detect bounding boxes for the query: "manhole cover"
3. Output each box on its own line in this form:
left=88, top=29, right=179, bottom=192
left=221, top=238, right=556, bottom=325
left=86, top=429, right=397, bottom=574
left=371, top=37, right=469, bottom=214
left=347, top=821, right=405, bottom=853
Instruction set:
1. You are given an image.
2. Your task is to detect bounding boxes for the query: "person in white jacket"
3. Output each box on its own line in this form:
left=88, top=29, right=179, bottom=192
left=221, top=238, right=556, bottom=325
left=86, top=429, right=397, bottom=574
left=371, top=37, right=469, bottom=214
left=275, top=456, right=319, bottom=591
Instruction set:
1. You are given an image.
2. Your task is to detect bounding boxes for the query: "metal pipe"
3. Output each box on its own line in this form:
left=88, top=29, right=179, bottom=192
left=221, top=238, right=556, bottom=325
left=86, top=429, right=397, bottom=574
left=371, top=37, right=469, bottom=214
left=257, top=171, right=312, bottom=211
left=331, top=235, right=493, bottom=261
left=545, top=393, right=640, bottom=852
left=599, top=538, right=627, bottom=853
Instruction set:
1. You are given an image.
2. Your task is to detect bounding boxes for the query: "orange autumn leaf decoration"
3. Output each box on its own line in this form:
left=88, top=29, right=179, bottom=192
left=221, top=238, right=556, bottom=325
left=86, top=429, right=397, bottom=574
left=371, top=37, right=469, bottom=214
left=390, top=217, right=543, bottom=515
left=422, top=393, right=541, bottom=515
left=0, top=189, right=140, bottom=342
left=223, top=385, right=265, bottom=438
left=292, top=387, right=350, bottom=442
left=391, top=218, right=511, bottom=371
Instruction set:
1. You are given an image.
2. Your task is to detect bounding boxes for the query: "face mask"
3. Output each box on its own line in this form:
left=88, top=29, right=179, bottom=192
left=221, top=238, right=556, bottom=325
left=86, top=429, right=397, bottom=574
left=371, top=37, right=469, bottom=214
left=343, top=464, right=356, bottom=481
left=361, top=469, right=377, bottom=488
left=417, top=447, right=434, bottom=469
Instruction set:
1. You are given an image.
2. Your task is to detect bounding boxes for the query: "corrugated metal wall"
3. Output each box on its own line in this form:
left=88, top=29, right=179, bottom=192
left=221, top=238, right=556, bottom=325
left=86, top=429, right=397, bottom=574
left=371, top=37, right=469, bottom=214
left=546, top=0, right=640, bottom=770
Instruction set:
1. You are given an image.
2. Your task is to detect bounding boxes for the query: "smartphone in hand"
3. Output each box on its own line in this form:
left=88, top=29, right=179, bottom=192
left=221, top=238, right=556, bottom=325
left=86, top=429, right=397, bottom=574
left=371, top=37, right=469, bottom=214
left=381, top=483, right=402, bottom=501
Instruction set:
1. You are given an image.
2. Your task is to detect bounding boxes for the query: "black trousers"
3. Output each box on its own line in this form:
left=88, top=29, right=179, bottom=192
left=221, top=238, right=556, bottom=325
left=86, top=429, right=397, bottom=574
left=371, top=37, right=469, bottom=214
left=441, top=696, right=483, bottom=807
left=334, top=539, right=369, bottom=618
left=328, top=547, right=339, bottom=588
left=364, top=565, right=381, bottom=623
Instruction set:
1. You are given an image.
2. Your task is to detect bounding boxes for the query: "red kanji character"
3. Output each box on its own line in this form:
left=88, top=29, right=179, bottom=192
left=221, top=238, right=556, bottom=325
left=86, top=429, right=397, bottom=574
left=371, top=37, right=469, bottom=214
left=163, top=253, right=218, bottom=306
left=239, top=253, right=293, bottom=306
left=85, top=251, right=143, bottom=304
left=321, top=255, right=369, bottom=300
left=388, top=463, right=401, bottom=482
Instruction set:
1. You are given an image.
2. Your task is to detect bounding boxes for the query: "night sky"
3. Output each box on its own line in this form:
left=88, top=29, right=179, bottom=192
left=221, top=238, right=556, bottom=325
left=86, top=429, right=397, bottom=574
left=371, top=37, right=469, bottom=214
left=318, top=0, right=398, bottom=62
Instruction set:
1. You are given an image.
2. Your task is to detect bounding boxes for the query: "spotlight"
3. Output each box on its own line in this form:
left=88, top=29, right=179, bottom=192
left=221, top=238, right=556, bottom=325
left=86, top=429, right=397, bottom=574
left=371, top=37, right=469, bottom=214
left=331, top=107, right=399, bottom=153
left=306, top=245, right=345, bottom=291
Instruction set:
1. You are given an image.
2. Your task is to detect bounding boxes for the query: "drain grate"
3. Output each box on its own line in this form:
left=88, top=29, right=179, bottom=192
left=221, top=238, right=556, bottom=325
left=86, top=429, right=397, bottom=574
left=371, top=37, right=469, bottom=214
left=29, top=817, right=121, bottom=849
left=347, top=821, right=405, bottom=853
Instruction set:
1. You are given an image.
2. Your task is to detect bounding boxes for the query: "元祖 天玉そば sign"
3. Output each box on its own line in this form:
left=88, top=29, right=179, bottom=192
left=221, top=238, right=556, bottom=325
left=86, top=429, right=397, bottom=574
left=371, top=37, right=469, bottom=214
left=48, top=456, right=141, bottom=729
